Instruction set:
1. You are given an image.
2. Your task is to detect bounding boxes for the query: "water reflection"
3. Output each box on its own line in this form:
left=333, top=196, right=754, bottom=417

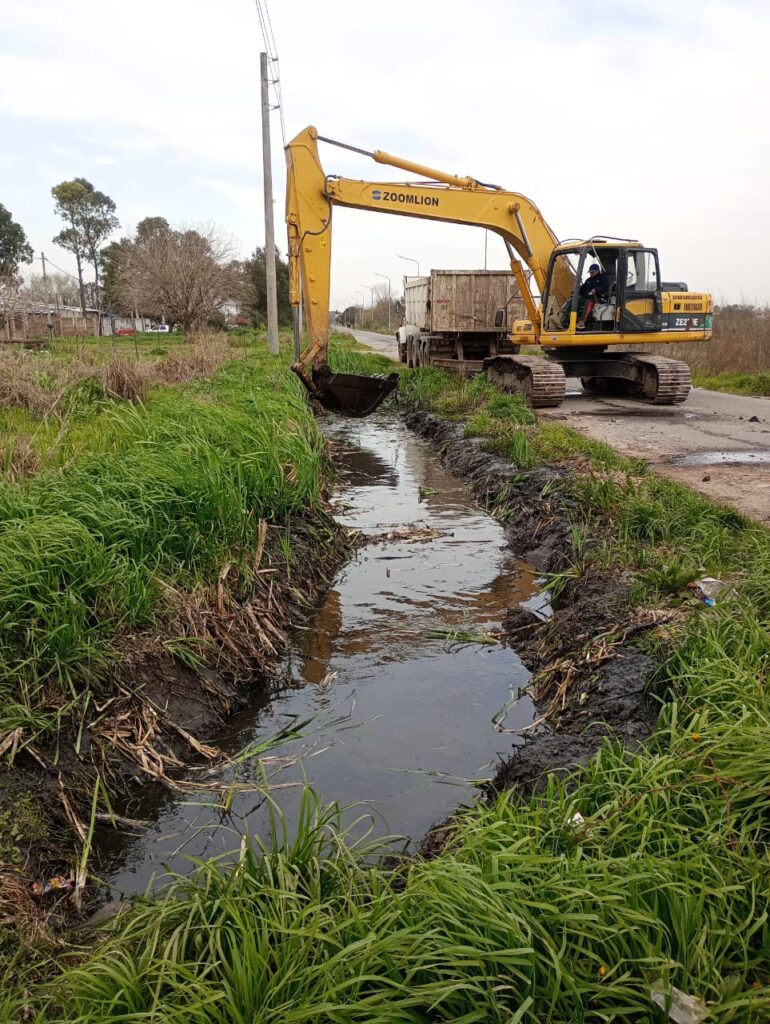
left=98, top=418, right=538, bottom=895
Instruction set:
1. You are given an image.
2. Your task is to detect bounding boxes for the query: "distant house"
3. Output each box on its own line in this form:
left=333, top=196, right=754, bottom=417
left=1, top=302, right=100, bottom=342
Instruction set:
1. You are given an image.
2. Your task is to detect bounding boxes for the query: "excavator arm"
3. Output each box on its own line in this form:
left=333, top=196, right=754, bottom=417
left=285, top=126, right=571, bottom=413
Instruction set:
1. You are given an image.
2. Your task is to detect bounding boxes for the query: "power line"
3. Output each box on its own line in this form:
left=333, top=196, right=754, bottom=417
left=37, top=254, right=81, bottom=282
left=254, top=0, right=287, bottom=146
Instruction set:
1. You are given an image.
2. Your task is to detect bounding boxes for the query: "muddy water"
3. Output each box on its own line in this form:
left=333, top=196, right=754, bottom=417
left=100, top=419, right=541, bottom=895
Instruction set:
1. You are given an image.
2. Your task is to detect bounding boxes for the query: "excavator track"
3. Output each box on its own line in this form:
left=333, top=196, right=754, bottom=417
left=578, top=354, right=691, bottom=405
left=483, top=354, right=566, bottom=408
left=631, top=354, right=692, bottom=405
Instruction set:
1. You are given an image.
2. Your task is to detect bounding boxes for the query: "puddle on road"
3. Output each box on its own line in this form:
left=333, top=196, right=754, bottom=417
left=672, top=449, right=770, bottom=466
left=99, top=418, right=541, bottom=895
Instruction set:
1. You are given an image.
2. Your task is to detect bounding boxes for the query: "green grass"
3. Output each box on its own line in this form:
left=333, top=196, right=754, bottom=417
left=692, top=370, right=770, bottom=397
left=0, top=332, right=390, bottom=746
left=399, top=368, right=644, bottom=473
left=7, top=356, right=770, bottom=1021
left=23, top=602, right=770, bottom=1022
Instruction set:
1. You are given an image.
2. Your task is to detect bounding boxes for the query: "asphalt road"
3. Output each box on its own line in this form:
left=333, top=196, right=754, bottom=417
left=340, top=326, right=401, bottom=362
left=343, top=328, right=770, bottom=523
left=543, top=386, right=770, bottom=524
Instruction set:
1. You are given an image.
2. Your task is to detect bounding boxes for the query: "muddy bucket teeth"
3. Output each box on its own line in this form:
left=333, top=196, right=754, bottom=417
left=308, top=367, right=400, bottom=417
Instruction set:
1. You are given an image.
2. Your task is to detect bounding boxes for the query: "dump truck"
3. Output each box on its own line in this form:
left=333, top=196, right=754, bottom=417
left=396, top=269, right=525, bottom=373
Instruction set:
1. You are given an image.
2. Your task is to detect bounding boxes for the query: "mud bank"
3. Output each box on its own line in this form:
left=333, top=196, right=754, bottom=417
left=403, top=410, right=659, bottom=806
left=0, top=511, right=351, bottom=914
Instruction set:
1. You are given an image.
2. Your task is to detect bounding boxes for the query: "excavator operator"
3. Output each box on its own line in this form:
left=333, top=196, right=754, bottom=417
left=577, top=263, right=610, bottom=329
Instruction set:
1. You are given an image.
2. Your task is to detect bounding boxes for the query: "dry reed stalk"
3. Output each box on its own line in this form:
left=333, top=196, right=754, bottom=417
left=0, top=333, right=232, bottom=422
left=101, top=357, right=149, bottom=402
left=0, top=435, right=40, bottom=481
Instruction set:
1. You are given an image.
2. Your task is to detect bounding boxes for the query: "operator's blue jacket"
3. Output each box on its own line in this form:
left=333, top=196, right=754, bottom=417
left=579, top=272, right=610, bottom=300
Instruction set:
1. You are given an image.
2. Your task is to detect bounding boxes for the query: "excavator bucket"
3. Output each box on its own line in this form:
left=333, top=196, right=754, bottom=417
left=304, top=365, right=400, bottom=417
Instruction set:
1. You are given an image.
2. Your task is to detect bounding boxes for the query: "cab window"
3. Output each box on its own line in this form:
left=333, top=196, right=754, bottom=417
left=626, top=250, right=659, bottom=292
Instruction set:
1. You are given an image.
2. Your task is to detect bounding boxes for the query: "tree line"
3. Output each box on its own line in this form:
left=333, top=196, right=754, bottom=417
left=0, top=180, right=293, bottom=332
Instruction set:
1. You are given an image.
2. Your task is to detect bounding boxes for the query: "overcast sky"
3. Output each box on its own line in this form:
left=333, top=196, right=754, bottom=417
left=2, top=0, right=768, bottom=310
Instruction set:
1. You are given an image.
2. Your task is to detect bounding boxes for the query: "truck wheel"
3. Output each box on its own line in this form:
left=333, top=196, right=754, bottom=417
left=406, top=337, right=415, bottom=368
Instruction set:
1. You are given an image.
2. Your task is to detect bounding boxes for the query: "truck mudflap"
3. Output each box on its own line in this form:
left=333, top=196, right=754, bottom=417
left=483, top=355, right=566, bottom=408
left=299, top=364, right=400, bottom=417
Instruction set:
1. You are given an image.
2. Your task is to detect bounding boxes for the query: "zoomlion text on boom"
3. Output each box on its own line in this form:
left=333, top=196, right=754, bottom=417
left=371, top=190, right=440, bottom=207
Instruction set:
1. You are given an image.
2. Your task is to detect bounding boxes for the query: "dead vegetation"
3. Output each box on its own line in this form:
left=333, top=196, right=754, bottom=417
left=0, top=332, right=231, bottom=419
left=637, top=304, right=770, bottom=373
left=0, top=435, right=40, bottom=482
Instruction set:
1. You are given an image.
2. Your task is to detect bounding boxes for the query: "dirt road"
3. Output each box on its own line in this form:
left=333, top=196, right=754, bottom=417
left=345, top=328, right=770, bottom=523
left=542, top=386, right=770, bottom=524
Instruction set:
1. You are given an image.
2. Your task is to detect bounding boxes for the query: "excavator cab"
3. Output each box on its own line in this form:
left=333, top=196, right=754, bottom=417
left=541, top=242, right=664, bottom=336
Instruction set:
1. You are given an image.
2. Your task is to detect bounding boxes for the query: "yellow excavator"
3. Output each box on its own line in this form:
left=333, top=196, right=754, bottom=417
left=285, top=125, right=712, bottom=416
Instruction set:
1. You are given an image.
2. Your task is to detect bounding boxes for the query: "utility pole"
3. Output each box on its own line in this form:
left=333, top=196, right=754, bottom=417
left=260, top=51, right=279, bottom=355
left=40, top=252, right=53, bottom=336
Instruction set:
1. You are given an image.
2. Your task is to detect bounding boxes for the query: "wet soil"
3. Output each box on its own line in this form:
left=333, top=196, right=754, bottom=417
left=0, top=514, right=351, bottom=910
left=403, top=409, right=659, bottom=823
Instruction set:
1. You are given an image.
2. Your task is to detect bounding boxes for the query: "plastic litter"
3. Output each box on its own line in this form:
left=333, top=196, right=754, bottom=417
left=650, top=981, right=709, bottom=1023
left=31, top=876, right=75, bottom=897
left=567, top=812, right=585, bottom=829
left=688, top=577, right=724, bottom=608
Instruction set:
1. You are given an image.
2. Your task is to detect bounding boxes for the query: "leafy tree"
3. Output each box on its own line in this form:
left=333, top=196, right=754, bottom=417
left=100, top=238, right=134, bottom=314
left=243, top=246, right=292, bottom=326
left=0, top=203, right=33, bottom=279
left=135, top=216, right=170, bottom=243
left=51, top=178, right=119, bottom=314
left=0, top=204, right=33, bottom=332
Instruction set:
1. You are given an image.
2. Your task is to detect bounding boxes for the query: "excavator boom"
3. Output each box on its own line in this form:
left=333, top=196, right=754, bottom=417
left=286, top=129, right=403, bottom=415
left=285, top=125, right=563, bottom=414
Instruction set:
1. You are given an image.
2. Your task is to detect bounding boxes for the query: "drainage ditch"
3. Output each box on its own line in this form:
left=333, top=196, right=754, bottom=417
left=97, top=417, right=546, bottom=895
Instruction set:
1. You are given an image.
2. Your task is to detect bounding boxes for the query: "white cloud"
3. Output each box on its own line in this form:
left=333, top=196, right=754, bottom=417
left=1, top=0, right=769, bottom=304
left=194, top=177, right=260, bottom=213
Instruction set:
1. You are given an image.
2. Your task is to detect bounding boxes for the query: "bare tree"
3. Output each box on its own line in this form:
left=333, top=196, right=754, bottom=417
left=21, top=271, right=81, bottom=308
left=118, top=222, right=241, bottom=333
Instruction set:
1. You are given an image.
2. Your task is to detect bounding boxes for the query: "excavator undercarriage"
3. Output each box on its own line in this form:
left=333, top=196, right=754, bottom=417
left=482, top=351, right=692, bottom=407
